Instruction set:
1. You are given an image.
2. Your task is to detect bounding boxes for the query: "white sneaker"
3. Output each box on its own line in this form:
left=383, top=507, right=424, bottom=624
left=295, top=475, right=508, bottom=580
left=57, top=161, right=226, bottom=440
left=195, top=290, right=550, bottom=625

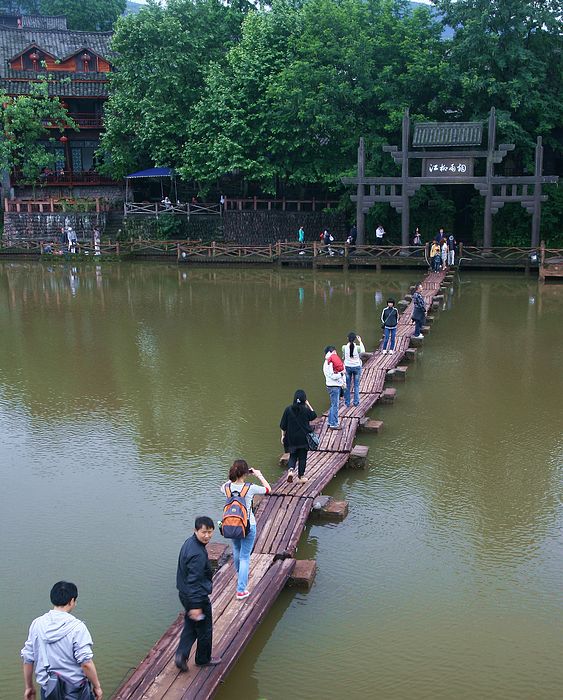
left=382, top=349, right=387, bottom=354
left=389, top=349, right=395, bottom=354
left=415, top=334, right=424, bottom=339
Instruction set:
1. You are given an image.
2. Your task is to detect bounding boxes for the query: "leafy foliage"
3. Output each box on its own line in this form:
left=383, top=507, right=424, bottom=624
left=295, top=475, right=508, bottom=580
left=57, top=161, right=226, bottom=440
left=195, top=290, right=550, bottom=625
left=99, top=0, right=252, bottom=178
left=0, top=79, right=76, bottom=184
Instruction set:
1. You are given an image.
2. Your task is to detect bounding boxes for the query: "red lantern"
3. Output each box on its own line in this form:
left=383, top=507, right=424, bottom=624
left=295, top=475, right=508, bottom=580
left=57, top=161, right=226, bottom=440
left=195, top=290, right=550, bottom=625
left=59, top=135, right=68, bottom=143
left=29, top=51, right=39, bottom=61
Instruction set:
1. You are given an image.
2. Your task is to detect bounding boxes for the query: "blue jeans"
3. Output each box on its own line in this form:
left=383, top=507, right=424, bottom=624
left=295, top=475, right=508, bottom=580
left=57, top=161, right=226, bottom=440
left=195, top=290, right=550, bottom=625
left=345, top=365, right=362, bottom=407
left=327, top=385, right=340, bottom=427
left=231, top=524, right=256, bottom=593
left=383, top=326, right=396, bottom=350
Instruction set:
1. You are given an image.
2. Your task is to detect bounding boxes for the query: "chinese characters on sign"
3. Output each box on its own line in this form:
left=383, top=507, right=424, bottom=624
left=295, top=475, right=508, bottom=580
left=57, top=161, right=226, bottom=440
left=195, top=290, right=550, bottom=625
left=423, top=158, right=474, bottom=177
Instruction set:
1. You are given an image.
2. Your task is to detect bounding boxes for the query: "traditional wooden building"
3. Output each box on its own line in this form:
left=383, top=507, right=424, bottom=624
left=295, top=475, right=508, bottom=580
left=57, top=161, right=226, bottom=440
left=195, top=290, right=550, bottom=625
left=0, top=12, right=116, bottom=192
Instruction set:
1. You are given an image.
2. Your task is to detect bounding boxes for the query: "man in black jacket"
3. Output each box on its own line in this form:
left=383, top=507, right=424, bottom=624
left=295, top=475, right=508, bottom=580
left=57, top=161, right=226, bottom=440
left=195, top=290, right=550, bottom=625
left=175, top=516, right=221, bottom=672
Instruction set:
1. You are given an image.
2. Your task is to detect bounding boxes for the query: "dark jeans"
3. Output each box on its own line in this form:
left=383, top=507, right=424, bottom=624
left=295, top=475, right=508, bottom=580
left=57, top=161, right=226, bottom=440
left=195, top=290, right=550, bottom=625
left=288, top=447, right=308, bottom=477
left=414, top=318, right=424, bottom=335
left=177, top=594, right=212, bottom=665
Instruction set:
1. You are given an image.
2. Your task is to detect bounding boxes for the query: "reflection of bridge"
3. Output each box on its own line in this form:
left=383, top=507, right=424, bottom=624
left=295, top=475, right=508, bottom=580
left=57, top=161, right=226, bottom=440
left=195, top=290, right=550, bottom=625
left=112, top=270, right=450, bottom=700
left=1, top=239, right=560, bottom=271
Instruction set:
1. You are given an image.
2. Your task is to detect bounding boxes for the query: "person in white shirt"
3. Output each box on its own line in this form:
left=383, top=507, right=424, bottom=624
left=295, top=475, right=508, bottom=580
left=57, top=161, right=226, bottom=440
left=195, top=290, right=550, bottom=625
left=323, top=345, right=345, bottom=429
left=342, top=332, right=365, bottom=407
left=375, top=224, right=385, bottom=241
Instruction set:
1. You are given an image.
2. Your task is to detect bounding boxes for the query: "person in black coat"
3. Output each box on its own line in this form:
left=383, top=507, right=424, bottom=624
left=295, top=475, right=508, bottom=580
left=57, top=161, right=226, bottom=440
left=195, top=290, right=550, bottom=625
left=412, top=283, right=426, bottom=339
left=175, top=516, right=221, bottom=672
left=280, top=389, right=317, bottom=484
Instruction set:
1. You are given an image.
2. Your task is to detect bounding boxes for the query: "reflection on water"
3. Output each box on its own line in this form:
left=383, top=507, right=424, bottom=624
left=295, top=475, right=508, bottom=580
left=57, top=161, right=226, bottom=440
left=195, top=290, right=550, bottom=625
left=0, top=263, right=561, bottom=699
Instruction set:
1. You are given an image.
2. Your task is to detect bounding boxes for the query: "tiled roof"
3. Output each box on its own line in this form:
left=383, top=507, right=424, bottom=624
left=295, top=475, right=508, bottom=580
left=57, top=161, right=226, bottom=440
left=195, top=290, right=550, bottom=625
left=413, top=122, right=483, bottom=147
left=22, top=15, right=68, bottom=30
left=0, top=27, right=112, bottom=78
left=0, top=78, right=109, bottom=97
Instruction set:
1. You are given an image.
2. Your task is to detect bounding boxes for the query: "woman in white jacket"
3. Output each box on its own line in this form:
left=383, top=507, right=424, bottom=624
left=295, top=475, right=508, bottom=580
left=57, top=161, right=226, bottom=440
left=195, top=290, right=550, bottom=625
left=342, top=332, right=365, bottom=407
left=323, top=345, right=344, bottom=429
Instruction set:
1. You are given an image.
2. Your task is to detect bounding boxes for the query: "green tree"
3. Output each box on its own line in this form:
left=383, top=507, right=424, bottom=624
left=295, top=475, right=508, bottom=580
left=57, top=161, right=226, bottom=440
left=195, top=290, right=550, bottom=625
left=40, top=0, right=126, bottom=31
left=0, top=79, right=76, bottom=185
left=432, top=0, right=563, bottom=161
left=99, top=0, right=252, bottom=179
left=182, top=0, right=447, bottom=192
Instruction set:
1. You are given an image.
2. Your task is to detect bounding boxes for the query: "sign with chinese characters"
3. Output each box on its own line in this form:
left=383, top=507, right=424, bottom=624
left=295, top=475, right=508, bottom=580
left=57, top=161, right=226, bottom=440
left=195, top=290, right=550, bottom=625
left=423, top=158, right=474, bottom=177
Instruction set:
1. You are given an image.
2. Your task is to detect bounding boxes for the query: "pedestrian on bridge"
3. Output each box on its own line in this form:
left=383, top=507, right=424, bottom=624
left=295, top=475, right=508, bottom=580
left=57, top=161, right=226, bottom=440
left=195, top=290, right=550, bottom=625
left=280, top=390, right=317, bottom=483
left=412, top=283, right=426, bottom=339
left=381, top=300, right=399, bottom=354
left=221, top=461, right=271, bottom=600
left=342, top=332, right=365, bottom=406
left=175, top=516, right=222, bottom=672
left=324, top=346, right=345, bottom=429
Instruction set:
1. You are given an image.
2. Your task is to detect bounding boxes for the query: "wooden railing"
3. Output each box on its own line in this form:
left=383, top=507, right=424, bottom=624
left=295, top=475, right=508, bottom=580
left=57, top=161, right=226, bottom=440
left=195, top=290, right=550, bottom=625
left=4, top=197, right=109, bottom=213
left=31, top=171, right=116, bottom=186
left=2, top=239, right=560, bottom=266
left=224, top=197, right=339, bottom=212
left=0, top=239, right=120, bottom=256
left=457, top=245, right=541, bottom=263
left=124, top=202, right=222, bottom=216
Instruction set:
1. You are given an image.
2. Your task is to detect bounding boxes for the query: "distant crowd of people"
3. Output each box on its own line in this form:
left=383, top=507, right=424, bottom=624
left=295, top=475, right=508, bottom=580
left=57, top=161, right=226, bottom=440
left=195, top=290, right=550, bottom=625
left=295, top=224, right=457, bottom=267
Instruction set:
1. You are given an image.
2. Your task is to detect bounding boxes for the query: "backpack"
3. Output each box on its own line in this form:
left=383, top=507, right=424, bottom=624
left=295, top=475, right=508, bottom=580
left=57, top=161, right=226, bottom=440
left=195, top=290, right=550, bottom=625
left=219, top=483, right=251, bottom=539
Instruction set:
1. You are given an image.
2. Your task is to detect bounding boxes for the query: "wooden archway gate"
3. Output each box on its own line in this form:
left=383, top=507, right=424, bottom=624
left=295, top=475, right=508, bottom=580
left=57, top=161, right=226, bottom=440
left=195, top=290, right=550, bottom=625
left=342, top=108, right=558, bottom=248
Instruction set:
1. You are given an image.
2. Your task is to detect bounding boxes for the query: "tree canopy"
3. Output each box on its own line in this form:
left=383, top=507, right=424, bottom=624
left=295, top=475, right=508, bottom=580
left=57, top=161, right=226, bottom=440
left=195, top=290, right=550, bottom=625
left=98, top=0, right=562, bottom=241
left=0, top=79, right=75, bottom=184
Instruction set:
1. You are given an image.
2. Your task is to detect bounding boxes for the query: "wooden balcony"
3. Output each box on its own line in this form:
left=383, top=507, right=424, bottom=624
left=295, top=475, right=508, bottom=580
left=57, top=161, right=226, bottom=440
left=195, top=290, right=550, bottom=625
left=21, top=171, right=117, bottom=186
left=43, top=113, right=103, bottom=129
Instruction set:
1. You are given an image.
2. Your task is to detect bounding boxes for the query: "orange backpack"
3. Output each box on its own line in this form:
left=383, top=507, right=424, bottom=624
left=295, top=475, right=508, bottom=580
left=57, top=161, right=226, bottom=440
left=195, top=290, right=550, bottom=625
left=219, top=483, right=251, bottom=539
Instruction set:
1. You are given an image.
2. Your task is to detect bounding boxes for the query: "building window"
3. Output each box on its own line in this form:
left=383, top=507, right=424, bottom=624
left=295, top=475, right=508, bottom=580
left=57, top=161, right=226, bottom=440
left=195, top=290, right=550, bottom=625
left=23, top=50, right=44, bottom=71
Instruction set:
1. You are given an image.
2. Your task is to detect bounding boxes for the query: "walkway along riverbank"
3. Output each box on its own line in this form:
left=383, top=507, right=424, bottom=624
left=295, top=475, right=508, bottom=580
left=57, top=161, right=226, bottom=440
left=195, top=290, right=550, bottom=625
left=1, top=239, right=557, bottom=271
left=112, top=270, right=450, bottom=700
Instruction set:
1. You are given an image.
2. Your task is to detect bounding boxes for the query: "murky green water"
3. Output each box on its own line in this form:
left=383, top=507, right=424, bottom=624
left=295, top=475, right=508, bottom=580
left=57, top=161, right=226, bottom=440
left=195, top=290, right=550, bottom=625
left=0, top=262, right=561, bottom=700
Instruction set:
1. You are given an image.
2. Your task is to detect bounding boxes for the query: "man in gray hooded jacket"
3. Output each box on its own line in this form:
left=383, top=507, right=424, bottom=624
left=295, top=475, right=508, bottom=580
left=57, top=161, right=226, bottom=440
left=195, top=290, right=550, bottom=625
left=21, top=581, right=102, bottom=699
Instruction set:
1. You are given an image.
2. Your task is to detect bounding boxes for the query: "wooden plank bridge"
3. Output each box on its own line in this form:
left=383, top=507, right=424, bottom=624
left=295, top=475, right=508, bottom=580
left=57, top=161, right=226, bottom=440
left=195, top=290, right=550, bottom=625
left=112, top=270, right=449, bottom=700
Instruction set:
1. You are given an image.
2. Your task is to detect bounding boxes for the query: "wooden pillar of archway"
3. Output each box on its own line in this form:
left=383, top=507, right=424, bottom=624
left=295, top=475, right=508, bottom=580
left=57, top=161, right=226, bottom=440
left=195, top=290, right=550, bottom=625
left=356, top=137, right=365, bottom=245
left=400, top=110, right=410, bottom=247
left=483, top=108, right=496, bottom=249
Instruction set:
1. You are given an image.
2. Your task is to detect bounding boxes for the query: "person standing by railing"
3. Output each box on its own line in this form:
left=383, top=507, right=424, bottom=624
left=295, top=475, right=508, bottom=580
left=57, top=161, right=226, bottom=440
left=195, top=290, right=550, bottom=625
left=298, top=225, right=305, bottom=254
left=447, top=234, right=457, bottom=266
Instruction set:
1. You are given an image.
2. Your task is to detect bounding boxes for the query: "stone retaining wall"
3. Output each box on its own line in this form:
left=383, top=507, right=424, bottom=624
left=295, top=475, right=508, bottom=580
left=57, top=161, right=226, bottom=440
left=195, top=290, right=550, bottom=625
left=223, top=210, right=345, bottom=244
left=3, top=212, right=107, bottom=241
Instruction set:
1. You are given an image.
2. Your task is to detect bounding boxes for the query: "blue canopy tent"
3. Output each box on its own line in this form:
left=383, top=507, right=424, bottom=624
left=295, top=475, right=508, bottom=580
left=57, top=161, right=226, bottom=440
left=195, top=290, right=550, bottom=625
left=124, top=167, right=178, bottom=211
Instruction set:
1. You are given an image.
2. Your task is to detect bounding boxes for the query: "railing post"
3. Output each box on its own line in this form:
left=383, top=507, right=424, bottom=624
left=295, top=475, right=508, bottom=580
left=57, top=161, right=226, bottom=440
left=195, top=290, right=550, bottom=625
left=40, top=241, right=44, bottom=255
left=116, top=241, right=120, bottom=255
left=459, top=242, right=463, bottom=260
left=212, top=240, right=216, bottom=257
left=276, top=240, right=281, bottom=258
left=177, top=242, right=181, bottom=261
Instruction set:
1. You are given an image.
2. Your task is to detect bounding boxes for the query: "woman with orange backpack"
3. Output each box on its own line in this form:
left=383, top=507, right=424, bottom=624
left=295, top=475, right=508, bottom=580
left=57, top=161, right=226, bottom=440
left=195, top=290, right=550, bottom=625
left=220, top=460, right=271, bottom=600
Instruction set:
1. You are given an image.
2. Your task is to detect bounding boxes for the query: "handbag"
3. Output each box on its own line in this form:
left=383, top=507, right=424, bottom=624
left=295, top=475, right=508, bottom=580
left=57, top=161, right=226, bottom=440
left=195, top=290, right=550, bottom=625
left=306, top=431, right=320, bottom=451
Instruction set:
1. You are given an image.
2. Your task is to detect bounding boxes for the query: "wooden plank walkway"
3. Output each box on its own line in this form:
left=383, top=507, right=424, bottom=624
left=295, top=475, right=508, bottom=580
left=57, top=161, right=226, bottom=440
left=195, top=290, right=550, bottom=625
left=113, top=270, right=448, bottom=700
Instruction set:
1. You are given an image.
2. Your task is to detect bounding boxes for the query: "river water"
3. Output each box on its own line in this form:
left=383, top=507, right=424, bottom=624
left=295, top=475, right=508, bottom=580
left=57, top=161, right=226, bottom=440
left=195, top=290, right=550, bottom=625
left=0, top=262, right=561, bottom=700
